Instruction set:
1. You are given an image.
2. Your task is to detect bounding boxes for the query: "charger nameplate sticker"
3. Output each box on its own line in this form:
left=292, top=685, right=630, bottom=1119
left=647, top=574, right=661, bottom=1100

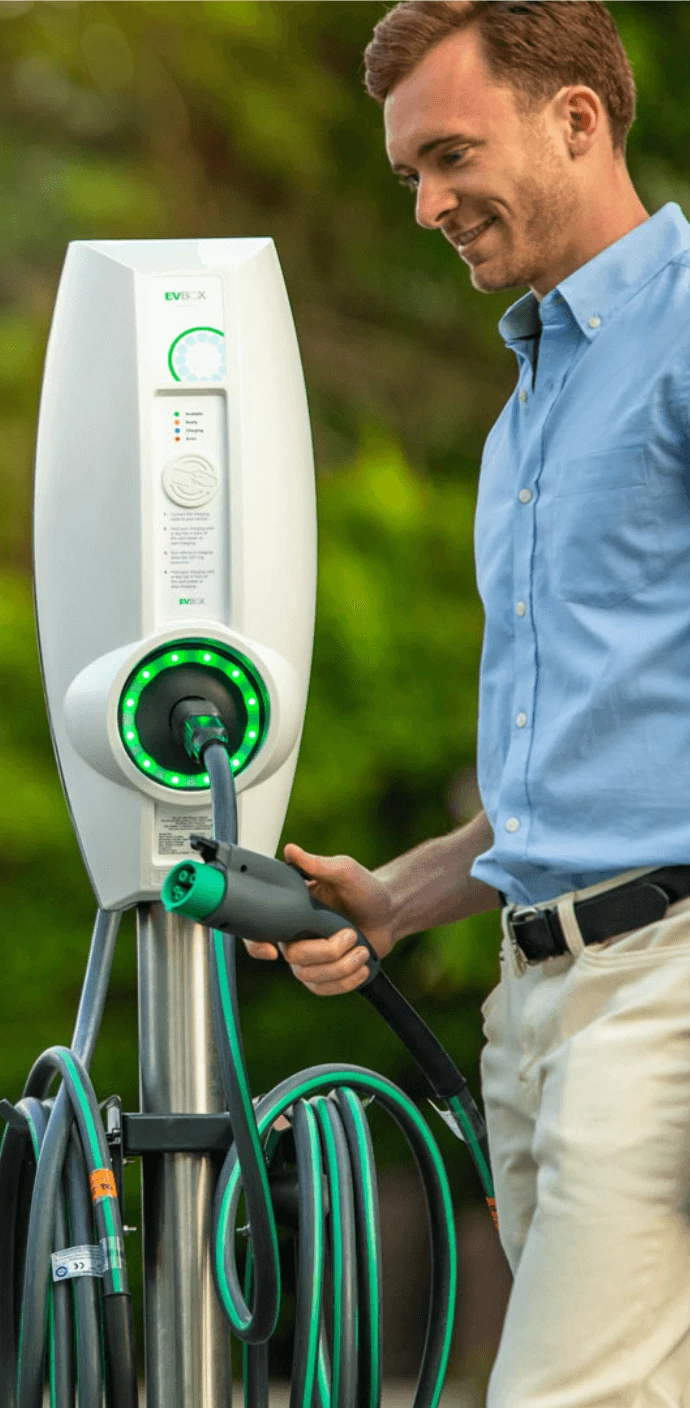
left=52, top=1244, right=105, bottom=1282
left=157, top=807, right=213, bottom=858
left=90, top=1168, right=117, bottom=1203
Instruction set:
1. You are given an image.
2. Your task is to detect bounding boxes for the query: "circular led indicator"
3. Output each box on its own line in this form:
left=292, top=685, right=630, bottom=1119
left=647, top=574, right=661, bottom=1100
left=118, top=641, right=270, bottom=792
left=168, top=327, right=226, bottom=384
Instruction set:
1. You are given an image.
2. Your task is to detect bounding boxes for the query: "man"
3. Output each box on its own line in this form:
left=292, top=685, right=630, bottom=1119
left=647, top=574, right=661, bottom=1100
left=247, top=4, right=690, bottom=1403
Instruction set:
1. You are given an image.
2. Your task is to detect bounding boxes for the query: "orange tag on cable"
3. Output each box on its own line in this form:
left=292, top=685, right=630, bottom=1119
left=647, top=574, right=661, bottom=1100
left=90, top=1168, right=117, bottom=1203
left=486, top=1196, right=499, bottom=1231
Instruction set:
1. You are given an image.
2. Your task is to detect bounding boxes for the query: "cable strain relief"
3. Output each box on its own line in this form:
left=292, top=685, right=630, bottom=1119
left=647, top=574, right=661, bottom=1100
left=170, top=697, right=229, bottom=762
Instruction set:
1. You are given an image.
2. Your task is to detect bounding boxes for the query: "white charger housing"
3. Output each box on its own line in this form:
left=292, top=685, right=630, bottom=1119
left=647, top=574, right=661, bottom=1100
left=34, top=239, right=316, bottom=909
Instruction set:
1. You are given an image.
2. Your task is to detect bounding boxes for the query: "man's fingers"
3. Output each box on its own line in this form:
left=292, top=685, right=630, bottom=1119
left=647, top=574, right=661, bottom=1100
left=245, top=929, right=363, bottom=969
left=283, top=842, right=325, bottom=878
left=283, top=843, right=355, bottom=884
left=301, top=965, right=371, bottom=998
left=281, top=929, right=359, bottom=967
left=291, top=943, right=369, bottom=988
left=245, top=931, right=364, bottom=970
left=243, top=939, right=279, bottom=960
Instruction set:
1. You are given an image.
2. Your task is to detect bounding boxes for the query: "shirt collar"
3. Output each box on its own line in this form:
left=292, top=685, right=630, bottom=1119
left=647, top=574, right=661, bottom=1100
left=498, top=202, right=690, bottom=348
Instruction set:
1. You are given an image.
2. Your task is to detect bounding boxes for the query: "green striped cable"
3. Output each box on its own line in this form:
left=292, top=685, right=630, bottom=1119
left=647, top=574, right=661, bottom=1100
left=447, top=1095, right=494, bottom=1198
left=317, top=1334, right=331, bottom=1408
left=17, top=1106, right=45, bottom=1408
left=212, top=931, right=281, bottom=1335
left=215, top=1065, right=457, bottom=1408
left=312, top=1098, right=343, bottom=1408
left=295, top=1102, right=324, bottom=1408
left=241, top=1246, right=254, bottom=1408
left=58, top=1050, right=123, bottom=1294
left=336, top=1089, right=381, bottom=1408
left=48, top=1293, right=56, bottom=1408
left=213, top=931, right=280, bottom=1242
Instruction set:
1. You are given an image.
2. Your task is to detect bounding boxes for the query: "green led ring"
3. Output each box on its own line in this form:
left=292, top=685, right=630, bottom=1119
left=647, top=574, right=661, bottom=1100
left=118, top=641, right=270, bottom=792
left=168, top=326, right=225, bottom=384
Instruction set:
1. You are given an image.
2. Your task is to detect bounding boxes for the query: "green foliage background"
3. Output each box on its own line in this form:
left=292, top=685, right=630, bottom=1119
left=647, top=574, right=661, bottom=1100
left=0, top=0, right=688, bottom=1372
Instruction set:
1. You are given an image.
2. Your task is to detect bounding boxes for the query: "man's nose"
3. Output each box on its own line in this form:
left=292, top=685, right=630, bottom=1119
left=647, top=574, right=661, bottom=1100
left=415, top=178, right=457, bottom=231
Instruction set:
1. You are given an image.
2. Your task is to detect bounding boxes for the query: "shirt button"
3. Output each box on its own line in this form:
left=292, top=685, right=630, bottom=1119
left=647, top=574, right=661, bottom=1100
left=518, top=488, right=533, bottom=504
left=588, top=315, right=601, bottom=329
left=518, top=389, right=528, bottom=404
left=505, top=817, right=521, bottom=833
left=515, top=600, right=527, bottom=617
left=516, top=712, right=528, bottom=727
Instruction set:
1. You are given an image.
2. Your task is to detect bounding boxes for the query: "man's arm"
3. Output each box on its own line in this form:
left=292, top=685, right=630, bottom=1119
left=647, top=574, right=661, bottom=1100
left=244, top=810, right=500, bottom=996
left=374, top=808, right=501, bottom=941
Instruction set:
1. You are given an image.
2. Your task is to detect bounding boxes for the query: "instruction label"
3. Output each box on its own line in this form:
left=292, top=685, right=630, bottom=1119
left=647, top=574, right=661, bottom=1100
left=167, top=508, right=217, bottom=599
left=153, top=390, right=228, bottom=627
left=156, top=807, right=213, bottom=858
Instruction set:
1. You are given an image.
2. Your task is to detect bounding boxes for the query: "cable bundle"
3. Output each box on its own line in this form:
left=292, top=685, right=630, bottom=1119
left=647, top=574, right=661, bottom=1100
left=208, top=928, right=459, bottom=1408
left=0, top=909, right=138, bottom=1408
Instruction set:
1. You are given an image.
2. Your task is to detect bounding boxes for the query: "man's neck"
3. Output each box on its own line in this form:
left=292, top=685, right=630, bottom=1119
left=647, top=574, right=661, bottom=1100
left=530, top=174, right=649, bottom=299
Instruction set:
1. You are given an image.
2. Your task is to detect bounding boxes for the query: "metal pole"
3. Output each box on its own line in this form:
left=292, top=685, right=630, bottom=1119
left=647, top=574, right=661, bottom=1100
left=137, top=902, right=232, bottom=1407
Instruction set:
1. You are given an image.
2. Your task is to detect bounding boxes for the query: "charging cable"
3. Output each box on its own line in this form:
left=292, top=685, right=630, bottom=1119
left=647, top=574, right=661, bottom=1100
left=165, top=702, right=495, bottom=1408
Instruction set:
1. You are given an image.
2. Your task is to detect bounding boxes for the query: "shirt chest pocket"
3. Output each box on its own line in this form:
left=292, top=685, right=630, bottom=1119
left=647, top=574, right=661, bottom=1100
left=545, top=446, right=664, bottom=607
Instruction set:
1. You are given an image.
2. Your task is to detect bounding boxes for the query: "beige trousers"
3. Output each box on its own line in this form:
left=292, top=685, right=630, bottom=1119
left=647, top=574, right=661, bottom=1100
left=480, top=868, right=690, bottom=1407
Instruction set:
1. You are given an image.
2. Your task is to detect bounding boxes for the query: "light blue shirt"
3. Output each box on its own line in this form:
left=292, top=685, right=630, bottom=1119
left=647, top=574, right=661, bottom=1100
left=470, top=202, right=690, bottom=905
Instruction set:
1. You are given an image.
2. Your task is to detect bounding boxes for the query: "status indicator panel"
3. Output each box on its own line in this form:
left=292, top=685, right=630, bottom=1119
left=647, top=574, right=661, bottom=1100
left=152, top=392, right=229, bottom=627
left=144, top=273, right=230, bottom=630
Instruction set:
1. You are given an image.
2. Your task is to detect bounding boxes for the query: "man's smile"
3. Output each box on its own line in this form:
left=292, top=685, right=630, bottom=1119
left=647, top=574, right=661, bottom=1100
left=451, top=213, right=498, bottom=249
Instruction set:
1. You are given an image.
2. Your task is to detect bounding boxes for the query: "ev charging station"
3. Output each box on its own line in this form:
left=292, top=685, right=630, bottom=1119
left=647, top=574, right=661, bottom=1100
left=0, top=237, right=495, bottom=1408
left=35, top=236, right=316, bottom=904
left=34, top=235, right=316, bottom=1406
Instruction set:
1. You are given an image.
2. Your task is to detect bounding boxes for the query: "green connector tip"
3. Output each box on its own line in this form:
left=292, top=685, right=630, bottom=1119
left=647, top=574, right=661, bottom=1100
left=161, top=860, right=226, bottom=921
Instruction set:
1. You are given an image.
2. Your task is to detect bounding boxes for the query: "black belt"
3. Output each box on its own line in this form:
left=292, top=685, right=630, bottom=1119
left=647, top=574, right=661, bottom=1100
left=503, top=866, right=690, bottom=963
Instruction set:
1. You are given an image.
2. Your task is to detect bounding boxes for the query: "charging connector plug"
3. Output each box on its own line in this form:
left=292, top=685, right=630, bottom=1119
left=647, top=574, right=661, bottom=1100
left=170, top=698, right=230, bottom=763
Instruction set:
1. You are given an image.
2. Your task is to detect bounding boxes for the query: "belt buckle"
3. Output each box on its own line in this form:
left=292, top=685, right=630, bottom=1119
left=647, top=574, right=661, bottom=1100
left=504, top=905, right=542, bottom=974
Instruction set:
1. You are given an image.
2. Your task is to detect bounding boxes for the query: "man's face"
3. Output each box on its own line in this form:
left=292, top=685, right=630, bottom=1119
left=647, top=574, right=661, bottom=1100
left=384, top=26, right=579, bottom=294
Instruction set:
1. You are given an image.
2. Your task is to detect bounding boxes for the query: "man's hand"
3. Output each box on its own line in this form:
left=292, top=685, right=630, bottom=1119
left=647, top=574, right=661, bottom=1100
left=242, top=811, right=499, bottom=994
left=243, top=845, right=396, bottom=996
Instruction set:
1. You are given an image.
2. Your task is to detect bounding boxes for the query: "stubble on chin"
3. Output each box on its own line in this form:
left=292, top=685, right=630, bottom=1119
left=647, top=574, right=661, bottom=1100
left=467, top=257, right=526, bottom=293
left=467, top=174, right=577, bottom=294
left=463, top=229, right=538, bottom=294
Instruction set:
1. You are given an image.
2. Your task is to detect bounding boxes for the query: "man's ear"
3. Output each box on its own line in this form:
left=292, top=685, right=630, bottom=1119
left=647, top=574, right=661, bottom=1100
left=562, top=85, right=601, bottom=156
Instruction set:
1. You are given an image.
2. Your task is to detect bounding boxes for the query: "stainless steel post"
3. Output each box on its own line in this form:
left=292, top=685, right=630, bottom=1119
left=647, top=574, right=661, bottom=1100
left=137, top=902, right=232, bottom=1407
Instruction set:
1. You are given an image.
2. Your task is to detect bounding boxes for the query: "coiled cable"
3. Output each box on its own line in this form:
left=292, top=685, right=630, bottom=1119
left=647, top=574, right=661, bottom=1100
left=203, top=739, right=471, bottom=1408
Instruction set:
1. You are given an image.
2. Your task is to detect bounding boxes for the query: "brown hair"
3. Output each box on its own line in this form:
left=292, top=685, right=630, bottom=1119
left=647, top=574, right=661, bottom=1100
left=364, top=1, right=636, bottom=154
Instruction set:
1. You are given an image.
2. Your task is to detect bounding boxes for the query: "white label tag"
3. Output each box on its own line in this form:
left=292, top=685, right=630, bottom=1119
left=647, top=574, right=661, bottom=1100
left=156, top=807, right=213, bottom=858
left=427, top=1100, right=467, bottom=1143
left=52, top=1244, right=105, bottom=1282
